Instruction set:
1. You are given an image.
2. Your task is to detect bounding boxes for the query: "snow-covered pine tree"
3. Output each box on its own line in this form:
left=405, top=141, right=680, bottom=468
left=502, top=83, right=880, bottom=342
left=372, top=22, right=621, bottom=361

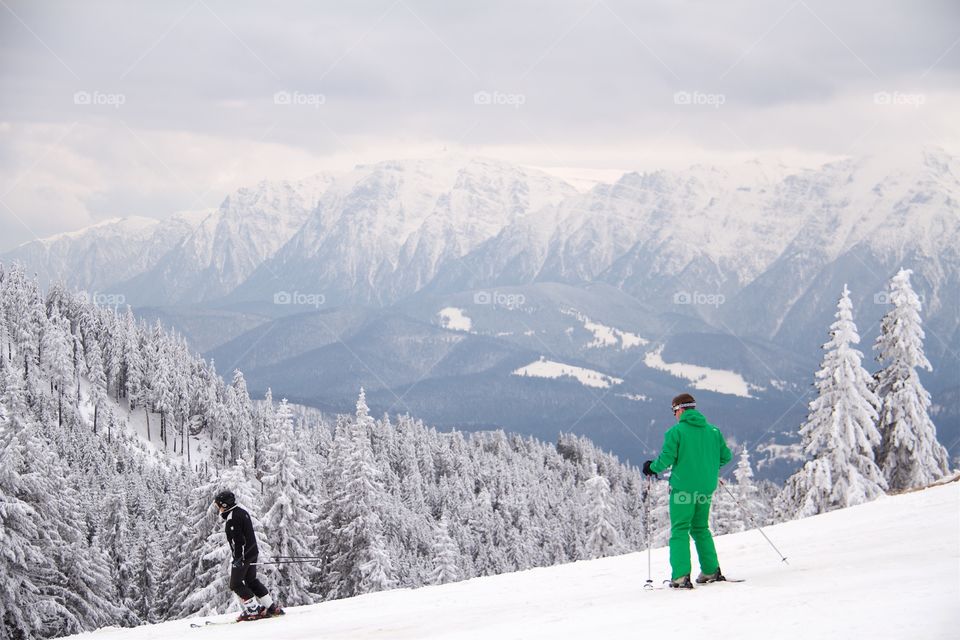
left=108, top=310, right=128, bottom=403
left=42, top=307, right=73, bottom=426
left=2, top=266, right=43, bottom=379
left=173, top=475, right=233, bottom=618
left=0, top=365, right=59, bottom=639
left=779, top=285, right=887, bottom=518
left=71, top=324, right=84, bottom=406
left=54, top=465, right=128, bottom=633
left=167, top=338, right=191, bottom=458
left=130, top=513, right=163, bottom=624
left=84, top=337, right=107, bottom=433
left=8, top=382, right=124, bottom=636
left=716, top=447, right=769, bottom=532
left=261, top=398, right=319, bottom=605
left=147, top=322, right=173, bottom=447
left=874, top=268, right=951, bottom=490
left=643, top=478, right=670, bottom=547
left=122, top=307, right=144, bottom=410
left=0, top=305, right=8, bottom=369
left=734, top=447, right=766, bottom=519
left=585, top=469, right=620, bottom=558
left=225, top=370, right=253, bottom=468
left=709, top=477, right=739, bottom=535
left=100, top=479, right=140, bottom=622
left=253, top=387, right=274, bottom=473
left=323, top=389, right=396, bottom=598
left=429, top=513, right=461, bottom=585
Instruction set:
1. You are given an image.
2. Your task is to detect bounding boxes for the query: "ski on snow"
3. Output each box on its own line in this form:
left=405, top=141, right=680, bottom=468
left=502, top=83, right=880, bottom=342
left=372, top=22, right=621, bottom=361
left=190, top=614, right=284, bottom=628
left=644, top=578, right=746, bottom=591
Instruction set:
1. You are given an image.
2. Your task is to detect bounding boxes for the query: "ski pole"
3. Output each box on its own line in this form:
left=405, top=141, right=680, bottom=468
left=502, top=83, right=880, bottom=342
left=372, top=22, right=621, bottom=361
left=718, top=479, right=789, bottom=564
left=249, top=554, right=326, bottom=566
left=642, top=476, right=654, bottom=589
left=251, top=558, right=323, bottom=566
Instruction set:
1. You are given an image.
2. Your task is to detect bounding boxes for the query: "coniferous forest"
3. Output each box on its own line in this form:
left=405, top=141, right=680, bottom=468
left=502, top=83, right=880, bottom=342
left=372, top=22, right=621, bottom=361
left=0, top=264, right=691, bottom=638
left=0, top=263, right=948, bottom=639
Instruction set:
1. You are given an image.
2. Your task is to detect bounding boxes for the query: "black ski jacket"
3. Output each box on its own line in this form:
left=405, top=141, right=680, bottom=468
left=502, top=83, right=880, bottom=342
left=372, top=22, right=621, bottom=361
left=221, top=505, right=259, bottom=563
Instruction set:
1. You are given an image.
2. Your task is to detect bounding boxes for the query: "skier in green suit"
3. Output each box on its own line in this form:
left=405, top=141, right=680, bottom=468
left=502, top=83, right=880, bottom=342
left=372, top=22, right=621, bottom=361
left=643, top=393, right=733, bottom=588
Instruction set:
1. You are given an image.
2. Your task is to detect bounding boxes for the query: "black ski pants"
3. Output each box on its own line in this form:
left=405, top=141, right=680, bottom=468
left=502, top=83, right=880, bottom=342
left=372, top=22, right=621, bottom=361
left=229, top=560, right=268, bottom=601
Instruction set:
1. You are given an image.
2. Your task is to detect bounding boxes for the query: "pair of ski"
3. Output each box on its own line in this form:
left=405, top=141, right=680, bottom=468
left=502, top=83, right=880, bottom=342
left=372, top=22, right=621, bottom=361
left=190, top=612, right=285, bottom=628
left=643, top=577, right=746, bottom=591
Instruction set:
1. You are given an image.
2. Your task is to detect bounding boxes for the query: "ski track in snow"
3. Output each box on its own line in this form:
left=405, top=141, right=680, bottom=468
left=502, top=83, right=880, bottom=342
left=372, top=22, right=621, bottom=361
left=68, top=481, right=960, bottom=640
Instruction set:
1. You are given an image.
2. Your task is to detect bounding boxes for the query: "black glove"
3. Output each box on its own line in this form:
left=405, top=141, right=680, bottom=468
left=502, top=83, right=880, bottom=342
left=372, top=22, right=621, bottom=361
left=231, top=558, right=245, bottom=569
left=642, top=460, right=657, bottom=477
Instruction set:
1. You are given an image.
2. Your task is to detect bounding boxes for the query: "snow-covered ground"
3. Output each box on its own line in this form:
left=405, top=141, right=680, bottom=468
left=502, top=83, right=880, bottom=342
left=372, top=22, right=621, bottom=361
left=70, top=480, right=960, bottom=640
left=617, top=393, right=650, bottom=402
left=561, top=308, right=648, bottom=350
left=437, top=307, right=473, bottom=332
left=75, top=374, right=210, bottom=468
left=513, top=357, right=624, bottom=389
left=644, top=346, right=758, bottom=398
left=755, top=441, right=806, bottom=470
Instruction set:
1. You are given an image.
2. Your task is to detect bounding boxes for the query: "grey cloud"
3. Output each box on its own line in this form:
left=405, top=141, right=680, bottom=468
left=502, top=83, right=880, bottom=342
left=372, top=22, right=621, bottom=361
left=0, top=0, right=957, bottom=249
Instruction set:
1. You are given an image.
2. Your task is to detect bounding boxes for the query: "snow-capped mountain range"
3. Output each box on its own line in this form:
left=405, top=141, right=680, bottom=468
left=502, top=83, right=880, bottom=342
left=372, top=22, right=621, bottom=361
left=4, top=149, right=958, bottom=475
left=10, top=150, right=956, bottom=321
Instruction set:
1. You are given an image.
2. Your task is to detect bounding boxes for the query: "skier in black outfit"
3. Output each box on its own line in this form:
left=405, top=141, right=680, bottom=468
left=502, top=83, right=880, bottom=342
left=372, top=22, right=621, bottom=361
left=214, top=490, right=284, bottom=621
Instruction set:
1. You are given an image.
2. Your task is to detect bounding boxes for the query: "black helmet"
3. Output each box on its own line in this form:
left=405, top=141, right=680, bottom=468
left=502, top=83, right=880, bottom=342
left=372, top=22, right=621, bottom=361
left=214, top=490, right=236, bottom=508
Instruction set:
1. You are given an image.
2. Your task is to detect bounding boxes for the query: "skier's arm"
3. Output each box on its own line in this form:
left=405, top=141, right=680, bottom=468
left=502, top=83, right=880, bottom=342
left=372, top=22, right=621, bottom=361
left=718, top=431, right=733, bottom=467
left=650, top=428, right=679, bottom=474
left=240, top=510, right=257, bottom=560
left=233, top=512, right=249, bottom=562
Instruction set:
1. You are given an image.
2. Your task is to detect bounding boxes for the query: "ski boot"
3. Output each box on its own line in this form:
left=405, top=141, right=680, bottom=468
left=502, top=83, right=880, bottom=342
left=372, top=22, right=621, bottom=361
left=237, top=604, right=267, bottom=622
left=669, top=575, right=694, bottom=589
left=696, top=568, right=726, bottom=584
left=265, top=602, right=285, bottom=617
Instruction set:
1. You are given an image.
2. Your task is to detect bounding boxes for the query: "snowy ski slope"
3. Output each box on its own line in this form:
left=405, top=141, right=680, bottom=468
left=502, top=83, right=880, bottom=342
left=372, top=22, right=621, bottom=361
left=70, top=480, right=959, bottom=640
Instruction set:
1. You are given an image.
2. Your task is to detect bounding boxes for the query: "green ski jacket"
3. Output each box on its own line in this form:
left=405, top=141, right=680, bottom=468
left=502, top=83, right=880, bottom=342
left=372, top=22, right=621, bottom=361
left=649, top=409, right=733, bottom=493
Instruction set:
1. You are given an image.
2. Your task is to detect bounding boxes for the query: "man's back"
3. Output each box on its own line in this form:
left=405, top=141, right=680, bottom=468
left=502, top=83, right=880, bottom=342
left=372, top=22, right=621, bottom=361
left=223, top=505, right=260, bottom=562
left=651, top=409, right=732, bottom=493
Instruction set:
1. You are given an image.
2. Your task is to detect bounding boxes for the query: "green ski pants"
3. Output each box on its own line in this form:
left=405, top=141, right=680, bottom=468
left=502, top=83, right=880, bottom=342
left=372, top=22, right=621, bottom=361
left=669, top=489, right=720, bottom=580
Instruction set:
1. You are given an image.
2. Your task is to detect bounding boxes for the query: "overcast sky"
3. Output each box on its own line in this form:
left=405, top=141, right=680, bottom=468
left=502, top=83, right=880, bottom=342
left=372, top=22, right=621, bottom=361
left=1, top=0, right=958, bottom=249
